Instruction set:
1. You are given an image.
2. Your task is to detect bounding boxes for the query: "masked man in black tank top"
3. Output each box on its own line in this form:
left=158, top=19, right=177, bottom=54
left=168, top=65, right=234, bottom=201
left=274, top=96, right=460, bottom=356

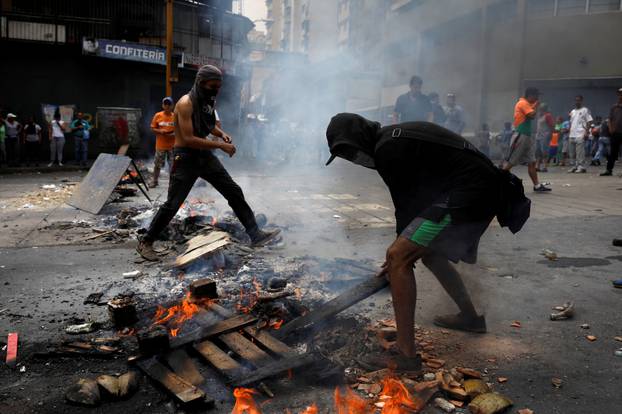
left=137, top=65, right=280, bottom=261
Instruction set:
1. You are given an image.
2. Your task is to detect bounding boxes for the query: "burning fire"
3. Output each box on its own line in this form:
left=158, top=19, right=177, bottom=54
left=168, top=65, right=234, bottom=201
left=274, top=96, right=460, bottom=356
left=231, top=388, right=262, bottom=414
left=334, top=386, right=369, bottom=414
left=236, top=277, right=262, bottom=314
left=378, top=376, right=423, bottom=413
left=152, top=291, right=213, bottom=337
left=300, top=404, right=318, bottom=414
left=270, top=319, right=284, bottom=330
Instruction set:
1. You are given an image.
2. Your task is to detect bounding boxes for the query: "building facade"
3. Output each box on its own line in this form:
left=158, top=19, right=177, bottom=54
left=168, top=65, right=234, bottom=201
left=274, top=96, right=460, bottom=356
left=0, top=0, right=253, bottom=155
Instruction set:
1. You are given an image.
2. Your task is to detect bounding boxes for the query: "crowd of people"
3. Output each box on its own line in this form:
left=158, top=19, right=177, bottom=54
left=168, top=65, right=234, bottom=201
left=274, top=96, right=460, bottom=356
left=0, top=111, right=91, bottom=168
left=391, top=76, right=622, bottom=189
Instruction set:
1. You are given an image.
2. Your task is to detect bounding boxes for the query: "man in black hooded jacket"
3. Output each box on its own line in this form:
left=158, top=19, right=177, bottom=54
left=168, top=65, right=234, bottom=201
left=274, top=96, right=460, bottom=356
left=325, top=113, right=503, bottom=372
left=137, top=65, right=280, bottom=261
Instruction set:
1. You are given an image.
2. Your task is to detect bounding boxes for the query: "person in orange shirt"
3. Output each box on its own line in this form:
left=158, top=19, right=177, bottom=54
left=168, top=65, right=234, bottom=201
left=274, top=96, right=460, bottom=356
left=502, top=87, right=551, bottom=192
left=150, top=97, right=175, bottom=187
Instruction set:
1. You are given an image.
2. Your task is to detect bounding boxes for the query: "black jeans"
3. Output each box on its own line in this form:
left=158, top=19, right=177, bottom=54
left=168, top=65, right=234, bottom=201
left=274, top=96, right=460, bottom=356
left=24, top=141, right=40, bottom=165
left=607, top=132, right=622, bottom=172
left=6, top=138, right=19, bottom=166
left=144, top=148, right=258, bottom=242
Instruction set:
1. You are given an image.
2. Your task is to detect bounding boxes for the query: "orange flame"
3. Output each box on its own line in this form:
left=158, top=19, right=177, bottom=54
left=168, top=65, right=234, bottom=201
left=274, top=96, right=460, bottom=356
left=231, top=388, right=262, bottom=414
left=152, top=291, right=213, bottom=337
left=270, top=319, right=284, bottom=330
left=236, top=277, right=262, bottom=314
left=334, top=386, right=369, bottom=414
left=379, top=376, right=423, bottom=414
left=300, top=404, right=318, bottom=414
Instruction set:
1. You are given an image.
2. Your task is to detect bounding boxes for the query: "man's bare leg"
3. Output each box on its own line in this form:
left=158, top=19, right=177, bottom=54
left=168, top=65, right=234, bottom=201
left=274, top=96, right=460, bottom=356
left=386, top=236, right=427, bottom=357
left=422, top=253, right=477, bottom=317
left=527, top=161, right=539, bottom=186
left=422, top=252, right=486, bottom=333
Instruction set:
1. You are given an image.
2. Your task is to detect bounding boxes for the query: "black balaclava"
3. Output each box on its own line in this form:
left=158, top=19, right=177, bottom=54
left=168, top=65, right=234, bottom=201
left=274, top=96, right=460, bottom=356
left=189, top=65, right=223, bottom=137
left=325, top=113, right=381, bottom=169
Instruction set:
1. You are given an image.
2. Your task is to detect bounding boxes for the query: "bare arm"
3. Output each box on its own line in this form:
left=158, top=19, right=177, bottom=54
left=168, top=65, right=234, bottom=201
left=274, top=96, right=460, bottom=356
left=392, top=112, right=400, bottom=124
left=211, top=124, right=232, bottom=143
left=175, top=96, right=236, bottom=156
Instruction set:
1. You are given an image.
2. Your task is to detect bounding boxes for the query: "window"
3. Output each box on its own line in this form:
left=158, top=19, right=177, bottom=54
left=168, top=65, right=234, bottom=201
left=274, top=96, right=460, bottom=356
left=589, top=0, right=622, bottom=13
left=556, top=0, right=588, bottom=16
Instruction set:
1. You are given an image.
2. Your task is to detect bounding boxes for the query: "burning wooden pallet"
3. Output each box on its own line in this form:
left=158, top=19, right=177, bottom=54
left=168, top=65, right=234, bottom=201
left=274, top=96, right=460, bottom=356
left=135, top=302, right=315, bottom=407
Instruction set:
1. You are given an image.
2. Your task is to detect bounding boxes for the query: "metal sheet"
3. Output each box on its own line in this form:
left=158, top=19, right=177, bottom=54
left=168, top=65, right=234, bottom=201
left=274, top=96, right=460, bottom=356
left=66, top=153, right=131, bottom=214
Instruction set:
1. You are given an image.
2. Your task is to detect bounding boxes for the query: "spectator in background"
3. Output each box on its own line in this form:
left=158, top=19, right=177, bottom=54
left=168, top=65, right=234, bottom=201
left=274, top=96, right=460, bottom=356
left=48, top=113, right=66, bottom=167
left=22, top=116, right=42, bottom=167
left=71, top=112, right=91, bottom=166
left=497, top=121, right=513, bottom=159
left=601, top=87, right=622, bottom=176
left=548, top=118, right=562, bottom=165
left=393, top=76, right=433, bottom=123
left=444, top=93, right=466, bottom=134
left=0, top=114, right=6, bottom=167
left=476, top=123, right=491, bottom=158
left=428, top=92, right=447, bottom=126
left=4, top=113, right=21, bottom=167
left=593, top=118, right=610, bottom=168
left=502, top=87, right=551, bottom=192
left=535, top=103, right=554, bottom=172
left=589, top=116, right=602, bottom=165
left=567, top=95, right=593, bottom=173
left=150, top=97, right=175, bottom=187
left=559, top=116, right=571, bottom=166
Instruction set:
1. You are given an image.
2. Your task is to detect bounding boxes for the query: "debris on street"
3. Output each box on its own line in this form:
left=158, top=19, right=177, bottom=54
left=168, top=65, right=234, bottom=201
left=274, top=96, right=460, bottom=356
left=550, top=302, right=575, bottom=320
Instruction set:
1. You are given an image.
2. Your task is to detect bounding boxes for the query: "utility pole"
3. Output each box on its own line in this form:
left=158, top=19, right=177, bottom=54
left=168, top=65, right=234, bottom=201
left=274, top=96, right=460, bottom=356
left=165, top=0, right=174, bottom=97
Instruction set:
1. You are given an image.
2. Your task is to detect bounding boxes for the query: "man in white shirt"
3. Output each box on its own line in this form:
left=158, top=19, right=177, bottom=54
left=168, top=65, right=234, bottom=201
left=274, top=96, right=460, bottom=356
left=568, top=95, right=593, bottom=173
left=48, top=113, right=66, bottom=166
left=4, top=113, right=21, bottom=167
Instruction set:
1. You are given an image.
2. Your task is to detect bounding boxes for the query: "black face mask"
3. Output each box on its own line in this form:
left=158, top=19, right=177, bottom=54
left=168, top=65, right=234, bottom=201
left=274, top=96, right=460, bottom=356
left=199, top=87, right=218, bottom=103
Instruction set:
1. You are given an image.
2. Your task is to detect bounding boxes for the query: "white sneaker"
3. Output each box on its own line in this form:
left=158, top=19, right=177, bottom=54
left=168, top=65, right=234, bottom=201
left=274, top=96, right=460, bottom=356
left=567, top=167, right=577, bottom=173
left=47, top=162, right=53, bottom=167
left=59, top=162, right=63, bottom=166
left=575, top=167, right=587, bottom=173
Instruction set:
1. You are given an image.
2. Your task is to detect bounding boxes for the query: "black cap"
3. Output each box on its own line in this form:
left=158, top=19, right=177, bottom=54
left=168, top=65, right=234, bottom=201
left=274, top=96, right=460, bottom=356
left=325, top=154, right=337, bottom=166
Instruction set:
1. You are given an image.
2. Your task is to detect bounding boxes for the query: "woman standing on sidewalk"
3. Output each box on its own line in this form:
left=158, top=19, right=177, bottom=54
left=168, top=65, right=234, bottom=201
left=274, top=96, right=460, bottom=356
left=48, top=113, right=66, bottom=167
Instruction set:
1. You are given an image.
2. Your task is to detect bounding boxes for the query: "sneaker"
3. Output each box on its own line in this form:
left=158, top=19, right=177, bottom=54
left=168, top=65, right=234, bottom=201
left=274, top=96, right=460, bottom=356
left=149, top=180, right=158, bottom=188
left=600, top=170, right=613, bottom=176
left=47, top=162, right=53, bottom=167
left=567, top=167, right=577, bottom=173
left=576, top=167, right=587, bottom=173
left=250, top=228, right=282, bottom=247
left=434, top=313, right=487, bottom=333
left=534, top=183, right=552, bottom=192
left=59, top=162, right=63, bottom=166
left=136, top=239, right=160, bottom=261
left=613, top=279, right=622, bottom=289
left=359, top=350, right=422, bottom=374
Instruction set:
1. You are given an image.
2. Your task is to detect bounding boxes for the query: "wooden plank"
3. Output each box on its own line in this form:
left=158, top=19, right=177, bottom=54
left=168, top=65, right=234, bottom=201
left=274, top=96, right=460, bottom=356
left=208, top=303, right=295, bottom=357
left=169, top=313, right=257, bottom=349
left=279, top=276, right=389, bottom=337
left=243, top=327, right=295, bottom=357
left=220, top=332, right=274, bottom=368
left=184, top=232, right=229, bottom=255
left=174, top=238, right=230, bottom=268
left=66, top=153, right=131, bottom=214
left=137, top=357, right=209, bottom=405
left=194, top=340, right=248, bottom=380
left=165, top=349, right=204, bottom=386
left=230, top=352, right=318, bottom=387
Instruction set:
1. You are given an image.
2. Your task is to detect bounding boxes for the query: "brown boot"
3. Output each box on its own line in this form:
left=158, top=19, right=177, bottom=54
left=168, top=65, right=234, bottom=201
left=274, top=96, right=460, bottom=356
left=433, top=312, right=487, bottom=333
left=136, top=239, right=160, bottom=261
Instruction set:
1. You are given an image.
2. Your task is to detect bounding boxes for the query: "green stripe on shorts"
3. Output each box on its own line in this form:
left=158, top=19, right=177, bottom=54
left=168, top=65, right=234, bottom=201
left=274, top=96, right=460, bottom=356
left=410, top=214, right=451, bottom=247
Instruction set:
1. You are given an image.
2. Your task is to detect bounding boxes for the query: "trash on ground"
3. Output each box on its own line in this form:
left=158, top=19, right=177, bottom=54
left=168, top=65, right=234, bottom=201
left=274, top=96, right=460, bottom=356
left=551, top=377, right=563, bottom=388
left=65, top=322, right=99, bottom=334
left=468, top=392, right=513, bottom=414
left=65, top=378, right=101, bottom=406
left=541, top=249, right=558, bottom=261
left=550, top=302, right=574, bottom=320
left=5, top=332, right=18, bottom=368
left=586, top=335, right=597, bottom=342
left=511, top=321, right=521, bottom=328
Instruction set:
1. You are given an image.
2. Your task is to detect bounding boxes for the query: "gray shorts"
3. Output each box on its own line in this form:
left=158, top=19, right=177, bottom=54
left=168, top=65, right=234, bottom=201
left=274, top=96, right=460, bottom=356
left=506, top=132, right=535, bottom=165
left=400, top=213, right=493, bottom=264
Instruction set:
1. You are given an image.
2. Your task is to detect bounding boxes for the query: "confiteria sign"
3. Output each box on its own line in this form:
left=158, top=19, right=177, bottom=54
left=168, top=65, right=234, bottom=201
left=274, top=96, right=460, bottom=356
left=82, top=38, right=166, bottom=66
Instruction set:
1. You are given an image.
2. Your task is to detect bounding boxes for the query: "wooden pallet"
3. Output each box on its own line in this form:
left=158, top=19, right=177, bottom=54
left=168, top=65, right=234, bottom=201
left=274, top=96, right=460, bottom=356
left=136, top=304, right=314, bottom=406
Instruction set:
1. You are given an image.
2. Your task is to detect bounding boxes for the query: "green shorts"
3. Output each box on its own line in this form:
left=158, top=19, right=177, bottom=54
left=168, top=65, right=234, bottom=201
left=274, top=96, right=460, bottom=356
left=400, top=213, right=492, bottom=264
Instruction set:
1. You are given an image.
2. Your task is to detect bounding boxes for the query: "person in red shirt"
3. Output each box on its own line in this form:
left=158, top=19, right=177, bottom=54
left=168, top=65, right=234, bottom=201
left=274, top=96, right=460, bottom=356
left=150, top=97, right=175, bottom=187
